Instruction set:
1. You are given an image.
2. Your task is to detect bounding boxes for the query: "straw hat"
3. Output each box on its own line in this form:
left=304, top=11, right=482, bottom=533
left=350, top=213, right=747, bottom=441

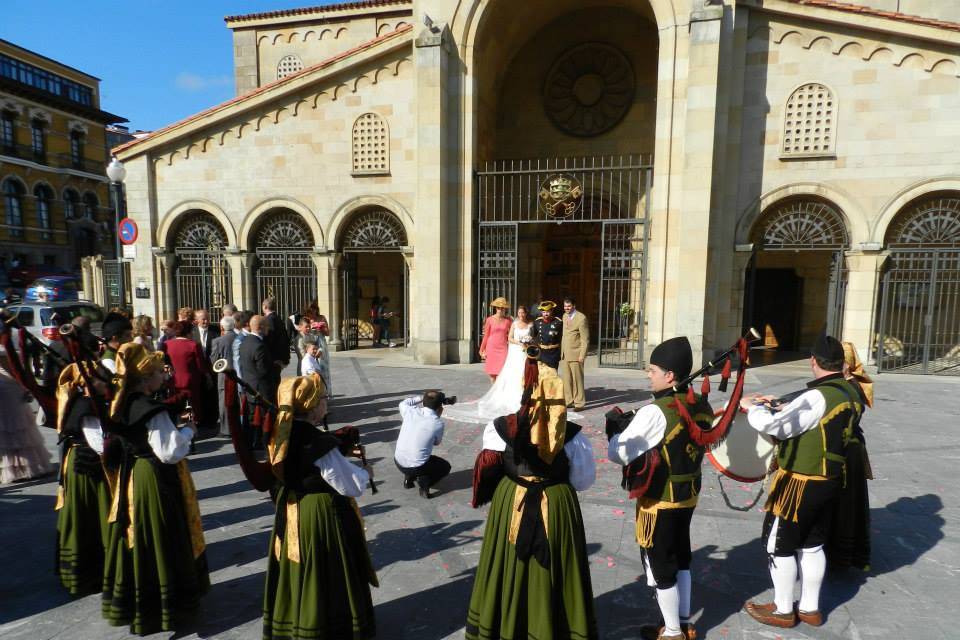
left=490, top=297, right=510, bottom=310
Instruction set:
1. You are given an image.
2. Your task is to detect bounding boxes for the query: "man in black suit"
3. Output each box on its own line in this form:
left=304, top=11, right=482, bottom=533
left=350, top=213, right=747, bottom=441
left=239, top=314, right=273, bottom=448
left=191, top=308, right=218, bottom=360
left=210, top=315, right=238, bottom=437
left=261, top=297, right=289, bottom=379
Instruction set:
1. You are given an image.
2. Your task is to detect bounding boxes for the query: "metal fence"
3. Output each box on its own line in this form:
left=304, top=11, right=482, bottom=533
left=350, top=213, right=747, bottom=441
left=174, top=249, right=230, bottom=323
left=475, top=155, right=652, bottom=368
left=876, top=248, right=960, bottom=375
left=255, top=250, right=318, bottom=320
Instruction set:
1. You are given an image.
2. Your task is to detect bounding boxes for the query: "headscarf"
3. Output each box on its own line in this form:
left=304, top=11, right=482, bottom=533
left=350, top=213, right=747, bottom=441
left=842, top=341, right=873, bottom=407
left=269, top=374, right=327, bottom=478
left=109, top=342, right=167, bottom=420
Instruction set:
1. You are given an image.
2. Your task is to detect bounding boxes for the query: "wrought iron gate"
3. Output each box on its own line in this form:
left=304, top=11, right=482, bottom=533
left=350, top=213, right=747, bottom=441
left=598, top=221, right=648, bottom=367
left=474, top=155, right=652, bottom=368
left=174, top=249, right=230, bottom=322
left=102, top=259, right=130, bottom=310
left=826, top=250, right=848, bottom=337
left=476, top=223, right=518, bottom=337
left=877, top=249, right=960, bottom=375
left=255, top=250, right=317, bottom=320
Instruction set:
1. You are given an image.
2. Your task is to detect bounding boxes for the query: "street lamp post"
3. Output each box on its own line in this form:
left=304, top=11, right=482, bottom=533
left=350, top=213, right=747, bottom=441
left=106, top=156, right=127, bottom=310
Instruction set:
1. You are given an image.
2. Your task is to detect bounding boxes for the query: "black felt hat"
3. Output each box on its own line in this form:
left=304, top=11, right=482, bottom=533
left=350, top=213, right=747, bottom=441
left=101, top=313, right=132, bottom=340
left=812, top=328, right=844, bottom=363
left=649, top=336, right=693, bottom=381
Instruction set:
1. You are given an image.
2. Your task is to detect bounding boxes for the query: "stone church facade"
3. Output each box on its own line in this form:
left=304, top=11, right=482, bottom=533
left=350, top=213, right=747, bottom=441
left=115, top=0, right=960, bottom=373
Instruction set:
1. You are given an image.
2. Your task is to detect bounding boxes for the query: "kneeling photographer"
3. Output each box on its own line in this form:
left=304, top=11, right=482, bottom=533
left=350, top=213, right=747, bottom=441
left=394, top=391, right=455, bottom=499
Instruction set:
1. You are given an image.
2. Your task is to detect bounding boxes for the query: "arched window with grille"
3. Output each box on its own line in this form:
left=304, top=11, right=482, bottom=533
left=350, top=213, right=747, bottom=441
left=781, top=83, right=837, bottom=159
left=885, top=194, right=960, bottom=248
left=277, top=54, right=304, bottom=79
left=751, top=197, right=848, bottom=250
left=252, top=210, right=317, bottom=318
left=3, top=178, right=25, bottom=239
left=33, top=184, right=53, bottom=240
left=171, top=212, right=232, bottom=322
left=351, top=113, right=389, bottom=175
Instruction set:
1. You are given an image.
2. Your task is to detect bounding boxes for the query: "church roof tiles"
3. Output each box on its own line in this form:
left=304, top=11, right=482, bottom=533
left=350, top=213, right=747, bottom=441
left=785, top=0, right=960, bottom=33
left=224, top=0, right=411, bottom=24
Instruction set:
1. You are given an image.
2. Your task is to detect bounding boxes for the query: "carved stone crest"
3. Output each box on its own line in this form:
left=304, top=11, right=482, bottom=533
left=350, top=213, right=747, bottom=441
left=539, top=174, right=583, bottom=219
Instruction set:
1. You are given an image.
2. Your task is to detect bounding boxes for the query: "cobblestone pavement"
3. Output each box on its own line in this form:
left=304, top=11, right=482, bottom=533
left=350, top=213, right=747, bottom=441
left=1, top=350, right=956, bottom=639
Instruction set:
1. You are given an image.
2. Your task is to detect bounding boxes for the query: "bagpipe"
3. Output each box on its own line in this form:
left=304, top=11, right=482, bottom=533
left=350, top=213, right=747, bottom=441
left=0, top=311, right=69, bottom=417
left=212, top=358, right=377, bottom=494
left=606, top=328, right=762, bottom=500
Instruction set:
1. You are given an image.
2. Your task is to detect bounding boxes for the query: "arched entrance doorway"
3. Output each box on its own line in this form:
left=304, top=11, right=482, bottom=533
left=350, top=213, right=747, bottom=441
left=744, top=197, right=849, bottom=354
left=472, top=1, right=658, bottom=368
left=339, top=208, right=408, bottom=350
left=876, top=193, right=960, bottom=374
left=171, top=212, right=231, bottom=322
left=252, top=209, right=317, bottom=319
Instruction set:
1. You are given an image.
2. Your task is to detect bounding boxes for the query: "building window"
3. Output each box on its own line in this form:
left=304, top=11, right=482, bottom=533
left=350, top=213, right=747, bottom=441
left=69, top=130, right=84, bottom=169
left=1, top=111, right=14, bottom=151
left=30, top=119, right=45, bottom=162
left=351, top=113, right=389, bottom=175
left=34, top=184, right=53, bottom=240
left=277, top=54, right=304, bottom=79
left=82, top=192, right=98, bottom=219
left=3, top=179, right=25, bottom=238
left=63, top=189, right=80, bottom=220
left=781, top=83, right=836, bottom=158
left=886, top=194, right=960, bottom=248
left=0, top=53, right=93, bottom=106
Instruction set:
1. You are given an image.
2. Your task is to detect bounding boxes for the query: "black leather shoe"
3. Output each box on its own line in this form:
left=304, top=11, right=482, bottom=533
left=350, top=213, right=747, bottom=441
left=419, top=486, right=431, bottom=499
left=403, top=477, right=414, bottom=489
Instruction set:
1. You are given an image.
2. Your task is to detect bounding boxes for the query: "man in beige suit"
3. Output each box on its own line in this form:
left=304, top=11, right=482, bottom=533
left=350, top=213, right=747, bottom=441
left=560, top=297, right=589, bottom=410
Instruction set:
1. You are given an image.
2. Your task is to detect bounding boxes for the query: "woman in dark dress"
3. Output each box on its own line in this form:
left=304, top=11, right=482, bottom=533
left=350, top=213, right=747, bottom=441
left=100, top=343, right=209, bottom=635
left=262, top=374, right=378, bottom=639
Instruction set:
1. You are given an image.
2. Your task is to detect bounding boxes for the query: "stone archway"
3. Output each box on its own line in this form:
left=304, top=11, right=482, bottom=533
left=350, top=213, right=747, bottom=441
left=169, top=211, right=232, bottom=322
left=250, top=209, right=318, bottom=319
left=744, top=197, right=850, bottom=353
left=336, top=207, right=409, bottom=350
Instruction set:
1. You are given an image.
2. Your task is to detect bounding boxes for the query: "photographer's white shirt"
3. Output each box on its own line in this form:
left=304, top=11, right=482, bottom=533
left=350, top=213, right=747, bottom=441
left=394, top=396, right=445, bottom=468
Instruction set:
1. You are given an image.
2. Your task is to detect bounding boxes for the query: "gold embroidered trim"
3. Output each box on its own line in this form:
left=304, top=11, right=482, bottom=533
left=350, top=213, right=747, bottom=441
left=634, top=495, right=699, bottom=548
left=764, top=468, right=827, bottom=522
left=176, top=460, right=206, bottom=559
left=54, top=447, right=71, bottom=511
left=507, top=479, right=550, bottom=547
left=285, top=494, right=300, bottom=563
left=126, top=473, right=135, bottom=549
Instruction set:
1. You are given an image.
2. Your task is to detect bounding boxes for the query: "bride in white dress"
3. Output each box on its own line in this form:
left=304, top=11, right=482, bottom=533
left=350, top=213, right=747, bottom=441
left=445, top=306, right=584, bottom=424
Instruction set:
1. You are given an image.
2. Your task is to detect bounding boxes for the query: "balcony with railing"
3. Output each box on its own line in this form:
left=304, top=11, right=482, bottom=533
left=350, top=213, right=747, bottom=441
left=0, top=141, right=106, bottom=176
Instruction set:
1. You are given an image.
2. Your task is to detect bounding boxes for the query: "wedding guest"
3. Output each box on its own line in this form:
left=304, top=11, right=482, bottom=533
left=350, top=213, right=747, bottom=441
left=478, top=297, right=512, bottom=383
left=165, top=321, right=214, bottom=429
left=191, top=309, right=217, bottom=360
left=132, top=315, right=156, bottom=352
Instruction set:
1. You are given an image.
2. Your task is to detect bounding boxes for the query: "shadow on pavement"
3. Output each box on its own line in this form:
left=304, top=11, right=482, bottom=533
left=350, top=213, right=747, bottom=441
left=376, top=572, right=475, bottom=640
left=190, top=570, right=266, bottom=638
left=368, top=520, right=483, bottom=572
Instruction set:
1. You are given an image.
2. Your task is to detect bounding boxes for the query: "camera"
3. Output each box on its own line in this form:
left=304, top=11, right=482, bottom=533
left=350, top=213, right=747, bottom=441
left=442, top=395, right=457, bottom=406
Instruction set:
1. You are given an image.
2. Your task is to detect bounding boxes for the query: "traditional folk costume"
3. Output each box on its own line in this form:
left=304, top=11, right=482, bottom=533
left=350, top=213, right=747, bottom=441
left=466, top=356, right=598, bottom=640
left=262, top=375, right=378, bottom=640
left=100, top=343, right=209, bottom=635
left=826, top=342, right=874, bottom=571
left=530, top=301, right=563, bottom=370
left=608, top=337, right=713, bottom=640
left=52, top=363, right=111, bottom=596
left=743, top=333, right=863, bottom=629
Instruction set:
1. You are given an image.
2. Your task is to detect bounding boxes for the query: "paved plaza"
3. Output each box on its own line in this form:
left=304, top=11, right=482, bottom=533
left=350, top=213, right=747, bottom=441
left=0, top=351, right=956, bottom=640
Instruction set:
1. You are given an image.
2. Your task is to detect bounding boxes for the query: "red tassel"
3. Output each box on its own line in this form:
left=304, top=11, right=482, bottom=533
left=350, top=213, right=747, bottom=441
left=686, top=386, right=695, bottom=404
left=701, top=375, right=711, bottom=397
left=719, top=358, right=733, bottom=393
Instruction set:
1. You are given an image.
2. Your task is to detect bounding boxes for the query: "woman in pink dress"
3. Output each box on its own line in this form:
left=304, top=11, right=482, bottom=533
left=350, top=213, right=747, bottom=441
left=479, top=297, right=512, bottom=382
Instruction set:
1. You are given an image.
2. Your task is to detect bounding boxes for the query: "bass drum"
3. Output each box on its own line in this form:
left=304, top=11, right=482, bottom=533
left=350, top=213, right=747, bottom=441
left=706, top=401, right=776, bottom=483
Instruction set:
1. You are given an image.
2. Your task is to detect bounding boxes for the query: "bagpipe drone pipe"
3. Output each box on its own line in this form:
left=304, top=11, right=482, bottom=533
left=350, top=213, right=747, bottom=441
left=605, top=328, right=762, bottom=500
left=213, top=359, right=377, bottom=494
left=0, top=311, right=69, bottom=417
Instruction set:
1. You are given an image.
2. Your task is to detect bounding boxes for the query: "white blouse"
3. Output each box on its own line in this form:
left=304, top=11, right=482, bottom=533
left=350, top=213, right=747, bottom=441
left=607, top=403, right=666, bottom=466
left=146, top=411, right=195, bottom=464
left=313, top=448, right=371, bottom=497
left=480, top=422, right=596, bottom=492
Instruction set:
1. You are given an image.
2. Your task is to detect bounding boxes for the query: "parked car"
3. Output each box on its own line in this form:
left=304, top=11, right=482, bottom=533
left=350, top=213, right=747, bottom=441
left=25, top=276, right=81, bottom=302
left=0, top=301, right=105, bottom=352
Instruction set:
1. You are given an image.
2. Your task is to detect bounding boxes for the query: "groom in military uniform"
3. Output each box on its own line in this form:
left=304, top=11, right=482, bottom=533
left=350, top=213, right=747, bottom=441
left=530, top=301, right=563, bottom=370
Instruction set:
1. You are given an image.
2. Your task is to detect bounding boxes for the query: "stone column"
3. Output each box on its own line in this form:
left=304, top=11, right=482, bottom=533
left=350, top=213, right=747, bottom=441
left=412, top=24, right=451, bottom=364
left=327, top=253, right=344, bottom=351
left=224, top=249, right=249, bottom=311
left=311, top=249, right=341, bottom=352
left=669, top=4, right=725, bottom=364
left=842, top=250, right=885, bottom=364
left=402, top=251, right=414, bottom=350
left=152, top=249, right=176, bottom=322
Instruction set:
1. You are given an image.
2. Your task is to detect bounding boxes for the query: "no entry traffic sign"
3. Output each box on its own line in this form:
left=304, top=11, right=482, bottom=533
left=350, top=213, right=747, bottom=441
left=119, top=217, right=138, bottom=245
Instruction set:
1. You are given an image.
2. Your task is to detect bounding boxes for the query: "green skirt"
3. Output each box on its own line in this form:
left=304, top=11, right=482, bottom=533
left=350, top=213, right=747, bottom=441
left=101, top=457, right=210, bottom=635
left=262, top=487, right=377, bottom=640
left=466, top=476, right=598, bottom=640
left=55, top=446, right=111, bottom=596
